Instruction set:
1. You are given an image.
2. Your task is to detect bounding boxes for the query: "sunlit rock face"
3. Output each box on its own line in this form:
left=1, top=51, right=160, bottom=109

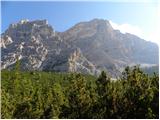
left=68, top=48, right=100, bottom=75
left=1, top=20, right=52, bottom=70
left=1, top=19, right=99, bottom=75
left=1, top=19, right=158, bottom=76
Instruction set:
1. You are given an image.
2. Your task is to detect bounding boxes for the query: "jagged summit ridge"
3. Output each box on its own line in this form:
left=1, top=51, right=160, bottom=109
left=10, top=19, right=48, bottom=26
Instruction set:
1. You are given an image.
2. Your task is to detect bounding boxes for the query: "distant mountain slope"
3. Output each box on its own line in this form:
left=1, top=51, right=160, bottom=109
left=59, top=19, right=159, bottom=75
left=1, top=19, right=159, bottom=76
left=142, top=65, right=159, bottom=75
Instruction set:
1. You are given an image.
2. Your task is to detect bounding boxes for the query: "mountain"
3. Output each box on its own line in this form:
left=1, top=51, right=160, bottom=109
left=1, top=19, right=99, bottom=75
left=59, top=19, right=159, bottom=75
left=1, top=19, right=159, bottom=76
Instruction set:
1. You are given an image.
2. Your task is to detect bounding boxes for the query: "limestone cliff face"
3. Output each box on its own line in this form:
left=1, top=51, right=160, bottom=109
left=68, top=48, right=100, bottom=75
left=1, top=19, right=99, bottom=75
left=1, top=35, right=13, bottom=48
left=40, top=47, right=99, bottom=75
left=1, top=20, right=51, bottom=70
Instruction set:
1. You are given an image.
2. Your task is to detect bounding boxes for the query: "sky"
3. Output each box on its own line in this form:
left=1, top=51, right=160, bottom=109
left=1, top=1, right=160, bottom=45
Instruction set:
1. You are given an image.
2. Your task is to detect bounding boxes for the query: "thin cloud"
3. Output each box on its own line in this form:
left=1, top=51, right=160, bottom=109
left=109, top=20, right=159, bottom=45
left=109, top=20, right=143, bottom=37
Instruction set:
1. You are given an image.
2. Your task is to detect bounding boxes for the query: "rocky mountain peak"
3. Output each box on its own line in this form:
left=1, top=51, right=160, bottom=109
left=3, top=19, right=55, bottom=44
left=10, top=19, right=48, bottom=27
left=71, top=18, right=113, bottom=31
left=90, top=18, right=113, bottom=29
left=1, top=19, right=56, bottom=70
left=60, top=19, right=114, bottom=42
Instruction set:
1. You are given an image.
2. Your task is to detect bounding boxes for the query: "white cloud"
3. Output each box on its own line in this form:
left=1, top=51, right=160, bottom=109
left=146, top=2, right=160, bottom=45
left=109, top=20, right=143, bottom=37
left=147, top=29, right=160, bottom=45
left=109, top=20, right=159, bottom=45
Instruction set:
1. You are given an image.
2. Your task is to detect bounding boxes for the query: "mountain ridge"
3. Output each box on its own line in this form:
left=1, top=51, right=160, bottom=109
left=1, top=19, right=159, bottom=76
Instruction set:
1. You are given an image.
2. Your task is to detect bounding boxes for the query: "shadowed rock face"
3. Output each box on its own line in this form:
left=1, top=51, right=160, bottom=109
left=1, top=19, right=159, bottom=76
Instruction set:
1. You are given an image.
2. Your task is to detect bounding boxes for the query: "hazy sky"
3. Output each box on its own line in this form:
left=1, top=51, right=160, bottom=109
left=1, top=1, right=160, bottom=44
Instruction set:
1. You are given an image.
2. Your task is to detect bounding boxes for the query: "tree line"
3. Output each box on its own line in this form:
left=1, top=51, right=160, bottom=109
left=1, top=65, right=159, bottom=119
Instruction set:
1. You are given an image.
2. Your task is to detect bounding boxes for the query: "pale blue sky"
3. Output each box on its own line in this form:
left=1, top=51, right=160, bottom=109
left=1, top=1, right=159, bottom=44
